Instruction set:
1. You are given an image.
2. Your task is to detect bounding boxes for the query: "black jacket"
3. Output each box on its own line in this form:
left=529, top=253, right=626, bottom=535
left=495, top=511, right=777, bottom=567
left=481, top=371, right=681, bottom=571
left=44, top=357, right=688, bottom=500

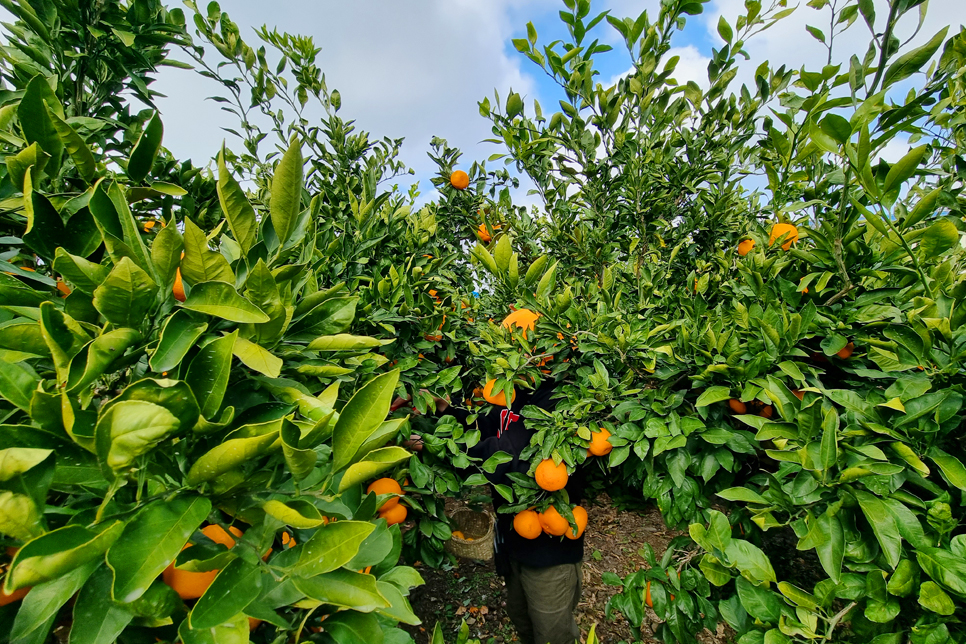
left=447, top=383, right=584, bottom=569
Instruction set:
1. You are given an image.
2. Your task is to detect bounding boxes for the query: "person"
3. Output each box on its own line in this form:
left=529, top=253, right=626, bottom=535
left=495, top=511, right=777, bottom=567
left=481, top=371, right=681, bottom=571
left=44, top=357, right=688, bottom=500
left=398, top=314, right=584, bottom=644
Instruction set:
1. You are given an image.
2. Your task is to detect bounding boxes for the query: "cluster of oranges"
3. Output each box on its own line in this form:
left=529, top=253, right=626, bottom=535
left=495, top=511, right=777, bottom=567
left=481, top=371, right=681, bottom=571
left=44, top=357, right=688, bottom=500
left=368, top=478, right=407, bottom=526
left=737, top=222, right=800, bottom=256
left=512, top=505, right=587, bottom=540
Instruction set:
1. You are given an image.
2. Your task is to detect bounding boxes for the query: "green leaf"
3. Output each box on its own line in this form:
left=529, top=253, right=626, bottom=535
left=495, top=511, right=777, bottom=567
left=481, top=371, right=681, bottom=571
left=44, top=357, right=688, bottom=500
left=5, top=523, right=124, bottom=592
left=506, top=92, right=524, bottom=118
left=339, top=447, right=412, bottom=492
left=295, top=569, right=389, bottom=612
left=882, top=145, right=927, bottom=195
left=717, top=16, right=733, bottom=42
left=376, top=580, right=421, bottom=625
left=882, top=27, right=948, bottom=89
left=0, top=358, right=39, bottom=411
left=332, top=370, right=399, bottom=471
left=185, top=331, right=236, bottom=419
left=53, top=249, right=110, bottom=296
left=106, top=496, right=210, bottom=603
left=726, top=539, right=777, bottom=583
left=262, top=499, right=327, bottom=528
left=18, top=75, right=64, bottom=172
left=524, top=255, right=549, bottom=287
left=94, top=400, right=182, bottom=474
left=928, top=447, right=966, bottom=491
left=777, top=582, right=819, bottom=611
left=68, top=564, right=134, bottom=644
left=696, top=386, right=732, bottom=408
left=186, top=420, right=281, bottom=486
left=917, top=547, right=966, bottom=596
left=308, top=333, right=383, bottom=351
left=23, top=175, right=100, bottom=260
left=717, top=487, right=768, bottom=504
left=150, top=310, right=208, bottom=373
left=92, top=257, right=158, bottom=328
left=48, top=110, right=97, bottom=183
left=470, top=242, right=498, bottom=274
left=820, top=407, right=838, bottom=471
left=854, top=490, right=901, bottom=568
left=180, top=218, right=234, bottom=286
left=919, top=219, right=959, bottom=258
left=6, top=142, right=50, bottom=192
left=182, top=282, right=270, bottom=323
left=294, top=521, right=376, bottom=577
left=270, top=137, right=304, bottom=245
left=919, top=581, right=955, bottom=615
left=494, top=235, right=512, bottom=273
left=89, top=180, right=155, bottom=279
left=66, top=328, right=142, bottom=394
left=736, top=575, right=782, bottom=623
left=232, top=335, right=282, bottom=378
left=10, top=560, right=97, bottom=643
left=190, top=557, right=262, bottom=629
left=127, top=112, right=163, bottom=183
left=820, top=114, right=851, bottom=144
left=536, top=260, right=558, bottom=299
left=294, top=295, right=357, bottom=335
left=152, top=223, right=184, bottom=292
left=887, top=559, right=918, bottom=597
left=217, top=146, right=258, bottom=256
left=178, top=612, right=248, bottom=644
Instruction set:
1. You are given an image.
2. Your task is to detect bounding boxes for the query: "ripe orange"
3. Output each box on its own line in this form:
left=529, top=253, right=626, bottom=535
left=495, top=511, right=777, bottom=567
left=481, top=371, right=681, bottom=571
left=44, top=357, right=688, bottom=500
left=367, top=478, right=403, bottom=510
left=540, top=506, right=569, bottom=536
left=646, top=581, right=653, bottom=607
left=56, top=280, right=71, bottom=297
left=482, top=379, right=516, bottom=406
left=513, top=510, right=542, bottom=539
left=452, top=530, right=465, bottom=540
left=728, top=399, right=747, bottom=414
left=792, top=390, right=804, bottom=401
left=249, top=618, right=262, bottom=630
left=450, top=170, right=469, bottom=190
left=477, top=222, right=502, bottom=243
left=588, top=427, right=612, bottom=457
left=565, top=506, right=587, bottom=540
left=737, top=239, right=755, bottom=256
left=535, top=459, right=568, bottom=491
left=837, top=342, right=854, bottom=359
left=144, top=220, right=156, bottom=232
left=759, top=405, right=774, bottom=419
left=173, top=268, right=186, bottom=302
left=768, top=223, right=799, bottom=250
left=501, top=308, right=540, bottom=338
left=281, top=531, right=297, bottom=548
left=162, top=525, right=244, bottom=600
left=380, top=503, right=407, bottom=526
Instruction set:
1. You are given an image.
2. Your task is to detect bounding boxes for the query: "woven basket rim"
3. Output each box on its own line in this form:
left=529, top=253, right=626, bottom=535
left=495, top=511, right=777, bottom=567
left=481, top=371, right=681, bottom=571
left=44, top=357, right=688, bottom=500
left=445, top=508, right=494, bottom=560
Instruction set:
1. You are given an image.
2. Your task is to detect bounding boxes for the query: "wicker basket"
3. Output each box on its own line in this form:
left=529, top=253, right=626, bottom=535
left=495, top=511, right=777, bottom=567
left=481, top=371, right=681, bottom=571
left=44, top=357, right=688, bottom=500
left=444, top=508, right=494, bottom=561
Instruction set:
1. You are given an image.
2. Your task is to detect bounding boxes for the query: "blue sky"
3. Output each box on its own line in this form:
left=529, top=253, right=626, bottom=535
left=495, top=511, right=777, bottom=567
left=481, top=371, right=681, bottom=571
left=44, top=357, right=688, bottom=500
left=143, top=0, right=955, bottom=207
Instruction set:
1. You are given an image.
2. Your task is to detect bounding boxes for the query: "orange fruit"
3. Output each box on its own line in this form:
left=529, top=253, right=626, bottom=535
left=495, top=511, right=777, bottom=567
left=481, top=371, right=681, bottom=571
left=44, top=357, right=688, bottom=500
left=501, top=308, right=540, bottom=338
left=162, top=525, right=244, bottom=600
left=281, top=531, right=297, bottom=548
left=173, top=268, right=186, bottom=302
left=588, top=427, right=612, bottom=457
left=768, top=223, right=799, bottom=250
left=728, top=399, right=746, bottom=414
left=513, top=510, right=542, bottom=539
left=535, top=459, right=568, bottom=491
left=144, top=220, right=156, bottom=232
left=452, top=530, right=465, bottom=540
left=737, top=239, right=755, bottom=256
left=450, top=170, right=469, bottom=190
left=249, top=618, right=262, bottom=630
left=540, top=506, right=569, bottom=536
left=792, top=390, right=804, bottom=401
left=837, top=342, right=854, bottom=359
left=56, top=280, right=71, bottom=297
left=646, top=581, right=653, bottom=607
left=565, top=506, right=587, bottom=540
left=367, top=478, right=403, bottom=510
left=18, top=266, right=35, bottom=272
left=380, top=503, right=407, bottom=526
left=482, top=379, right=516, bottom=406
left=759, top=405, right=774, bottom=419
left=476, top=222, right=502, bottom=243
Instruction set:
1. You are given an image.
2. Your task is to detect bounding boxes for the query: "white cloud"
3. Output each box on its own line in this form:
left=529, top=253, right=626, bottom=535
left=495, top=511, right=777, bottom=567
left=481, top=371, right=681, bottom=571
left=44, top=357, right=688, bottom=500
left=152, top=1, right=554, bottom=183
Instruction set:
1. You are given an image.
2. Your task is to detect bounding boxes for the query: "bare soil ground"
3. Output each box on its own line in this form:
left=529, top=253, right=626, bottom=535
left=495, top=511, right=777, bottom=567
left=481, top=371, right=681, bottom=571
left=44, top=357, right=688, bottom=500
left=403, top=494, right=731, bottom=644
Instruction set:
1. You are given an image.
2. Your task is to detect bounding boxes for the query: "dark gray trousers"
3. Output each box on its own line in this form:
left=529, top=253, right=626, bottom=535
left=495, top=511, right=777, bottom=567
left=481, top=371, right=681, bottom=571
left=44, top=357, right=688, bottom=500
left=505, top=559, right=582, bottom=644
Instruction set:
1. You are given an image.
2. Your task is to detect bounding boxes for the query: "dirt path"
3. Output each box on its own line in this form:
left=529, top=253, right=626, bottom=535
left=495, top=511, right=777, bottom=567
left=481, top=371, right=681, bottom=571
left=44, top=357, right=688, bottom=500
left=404, top=495, right=730, bottom=643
